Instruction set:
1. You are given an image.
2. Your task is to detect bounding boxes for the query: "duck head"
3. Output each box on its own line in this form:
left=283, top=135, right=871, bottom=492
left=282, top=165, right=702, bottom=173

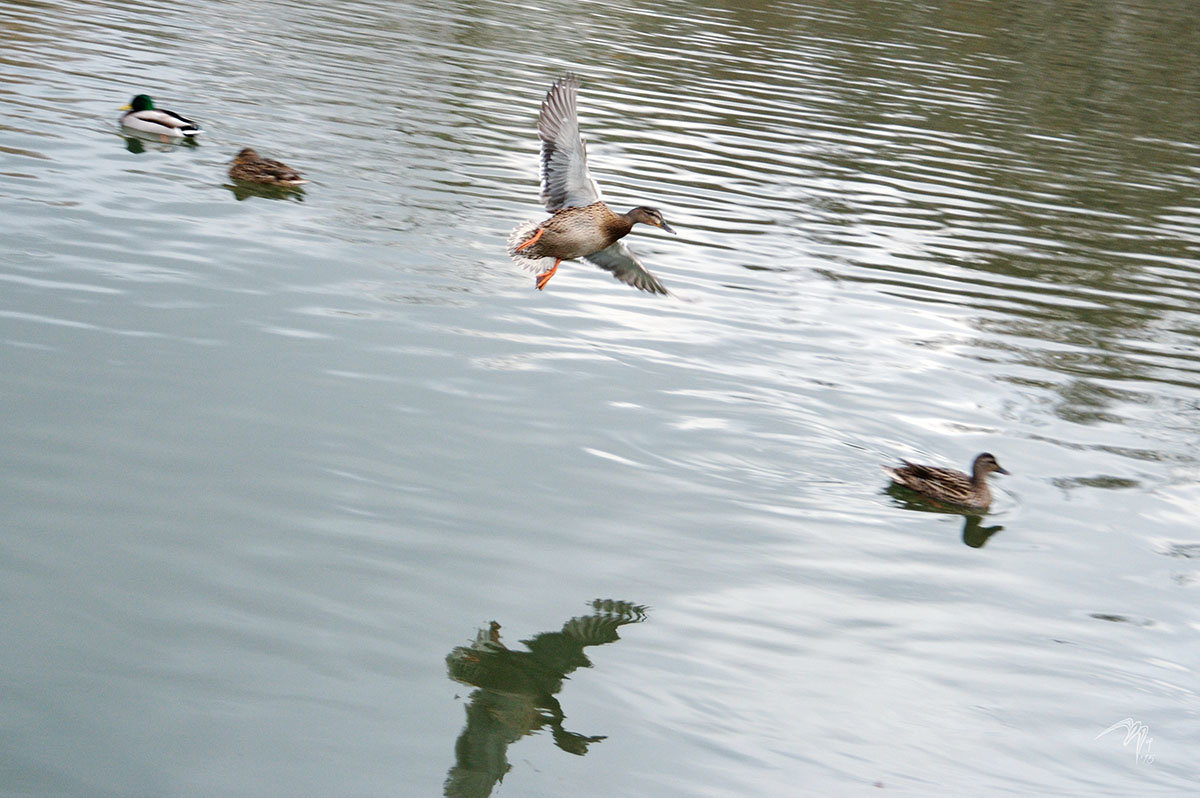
left=972, top=452, right=1010, bottom=479
left=121, top=94, right=155, bottom=112
left=627, top=206, right=675, bottom=234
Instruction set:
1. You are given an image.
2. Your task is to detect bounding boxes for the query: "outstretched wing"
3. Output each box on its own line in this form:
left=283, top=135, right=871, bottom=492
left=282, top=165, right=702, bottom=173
left=581, top=242, right=668, bottom=295
left=538, top=76, right=602, bottom=212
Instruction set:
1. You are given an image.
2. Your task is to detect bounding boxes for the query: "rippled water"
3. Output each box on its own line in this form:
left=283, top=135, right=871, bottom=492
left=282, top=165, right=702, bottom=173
left=2, top=0, right=1198, bottom=794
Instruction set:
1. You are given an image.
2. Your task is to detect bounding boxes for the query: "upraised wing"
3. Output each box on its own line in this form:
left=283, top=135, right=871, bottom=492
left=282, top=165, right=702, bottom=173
left=581, top=241, right=668, bottom=295
left=538, top=76, right=602, bottom=212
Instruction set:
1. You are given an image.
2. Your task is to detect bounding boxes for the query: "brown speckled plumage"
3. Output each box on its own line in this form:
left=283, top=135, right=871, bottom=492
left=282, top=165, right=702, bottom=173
left=229, top=148, right=306, bottom=186
left=508, top=76, right=676, bottom=295
left=885, top=452, right=1010, bottom=510
left=510, top=203, right=632, bottom=261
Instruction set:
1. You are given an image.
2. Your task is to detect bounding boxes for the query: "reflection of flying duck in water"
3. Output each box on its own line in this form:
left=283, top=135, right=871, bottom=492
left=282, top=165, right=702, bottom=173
left=443, top=600, right=647, bottom=798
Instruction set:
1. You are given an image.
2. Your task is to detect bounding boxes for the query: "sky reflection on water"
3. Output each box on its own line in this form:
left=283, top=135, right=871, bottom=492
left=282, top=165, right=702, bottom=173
left=0, top=0, right=1197, bottom=794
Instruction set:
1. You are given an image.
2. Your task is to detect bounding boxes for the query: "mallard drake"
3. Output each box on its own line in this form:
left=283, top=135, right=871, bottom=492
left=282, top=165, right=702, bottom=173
left=885, top=452, right=1010, bottom=510
left=229, top=148, right=307, bottom=186
left=507, top=76, right=675, bottom=294
left=119, top=95, right=200, bottom=139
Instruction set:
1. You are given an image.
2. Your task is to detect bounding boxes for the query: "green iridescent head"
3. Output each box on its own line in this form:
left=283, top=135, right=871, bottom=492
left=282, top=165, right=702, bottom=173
left=124, top=94, right=155, bottom=112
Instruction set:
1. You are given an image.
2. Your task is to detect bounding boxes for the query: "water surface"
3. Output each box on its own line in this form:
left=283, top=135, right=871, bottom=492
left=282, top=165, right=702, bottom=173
left=2, top=0, right=1198, bottom=794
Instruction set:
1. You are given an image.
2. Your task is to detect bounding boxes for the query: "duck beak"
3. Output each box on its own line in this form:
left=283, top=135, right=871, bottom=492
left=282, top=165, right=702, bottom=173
left=996, top=466, right=1010, bottom=475
left=119, top=104, right=132, bottom=111
left=658, top=220, right=676, bottom=235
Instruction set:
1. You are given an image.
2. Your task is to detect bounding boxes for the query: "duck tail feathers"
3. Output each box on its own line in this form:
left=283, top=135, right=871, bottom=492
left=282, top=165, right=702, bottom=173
left=507, top=220, right=550, bottom=270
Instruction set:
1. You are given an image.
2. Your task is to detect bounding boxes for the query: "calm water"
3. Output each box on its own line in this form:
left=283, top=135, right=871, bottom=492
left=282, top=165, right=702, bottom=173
left=2, top=0, right=1198, bottom=794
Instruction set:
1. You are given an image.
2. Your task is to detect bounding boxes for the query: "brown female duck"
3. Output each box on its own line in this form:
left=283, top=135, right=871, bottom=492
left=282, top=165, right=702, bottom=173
left=229, top=148, right=307, bottom=186
left=885, top=452, right=1010, bottom=510
left=507, top=76, right=675, bottom=294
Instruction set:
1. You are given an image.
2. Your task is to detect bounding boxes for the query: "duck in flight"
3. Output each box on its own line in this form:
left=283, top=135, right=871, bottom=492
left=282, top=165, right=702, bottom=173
left=507, top=76, right=676, bottom=294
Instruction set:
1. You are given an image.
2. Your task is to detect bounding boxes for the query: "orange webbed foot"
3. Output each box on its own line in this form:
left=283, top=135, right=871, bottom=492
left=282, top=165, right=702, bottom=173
left=535, top=260, right=560, bottom=291
left=516, top=226, right=545, bottom=252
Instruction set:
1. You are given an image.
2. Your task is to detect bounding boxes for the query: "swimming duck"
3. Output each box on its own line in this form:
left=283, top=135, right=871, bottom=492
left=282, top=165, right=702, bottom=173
left=507, top=76, right=675, bottom=294
left=229, top=148, right=307, bottom=186
left=885, top=452, right=1010, bottom=510
left=119, top=95, right=200, bottom=139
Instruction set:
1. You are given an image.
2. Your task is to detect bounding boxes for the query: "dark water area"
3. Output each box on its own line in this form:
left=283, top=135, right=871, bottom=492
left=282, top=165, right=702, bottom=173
left=1, top=0, right=1197, bottom=794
